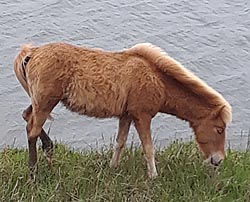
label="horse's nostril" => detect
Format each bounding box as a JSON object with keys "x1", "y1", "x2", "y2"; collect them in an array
[
  {"x1": 210, "y1": 157, "x2": 216, "y2": 165},
  {"x1": 218, "y1": 159, "x2": 223, "y2": 165},
  {"x1": 210, "y1": 157, "x2": 223, "y2": 166}
]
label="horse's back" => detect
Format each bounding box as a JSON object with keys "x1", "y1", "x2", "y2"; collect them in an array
[{"x1": 25, "y1": 43, "x2": 166, "y2": 118}]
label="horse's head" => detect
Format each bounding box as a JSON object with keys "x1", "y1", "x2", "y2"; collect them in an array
[{"x1": 192, "y1": 106, "x2": 231, "y2": 167}]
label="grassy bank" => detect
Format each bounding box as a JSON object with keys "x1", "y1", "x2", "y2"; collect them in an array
[{"x1": 0, "y1": 142, "x2": 249, "y2": 202}]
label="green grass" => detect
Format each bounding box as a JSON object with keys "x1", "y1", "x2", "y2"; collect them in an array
[{"x1": 0, "y1": 142, "x2": 249, "y2": 202}]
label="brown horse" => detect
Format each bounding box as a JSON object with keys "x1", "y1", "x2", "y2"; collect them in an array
[{"x1": 14, "y1": 42, "x2": 232, "y2": 179}]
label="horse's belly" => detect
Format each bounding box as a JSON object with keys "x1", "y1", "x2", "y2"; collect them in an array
[{"x1": 62, "y1": 82, "x2": 127, "y2": 118}]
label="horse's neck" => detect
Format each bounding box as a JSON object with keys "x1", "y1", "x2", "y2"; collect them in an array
[{"x1": 159, "y1": 76, "x2": 211, "y2": 123}]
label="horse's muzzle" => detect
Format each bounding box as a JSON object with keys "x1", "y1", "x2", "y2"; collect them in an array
[
  {"x1": 210, "y1": 156, "x2": 223, "y2": 166},
  {"x1": 206, "y1": 151, "x2": 224, "y2": 167}
]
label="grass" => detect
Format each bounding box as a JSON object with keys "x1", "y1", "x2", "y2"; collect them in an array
[{"x1": 0, "y1": 142, "x2": 249, "y2": 202}]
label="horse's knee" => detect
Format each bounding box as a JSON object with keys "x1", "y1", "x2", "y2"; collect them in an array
[
  {"x1": 26, "y1": 117, "x2": 42, "y2": 140},
  {"x1": 26, "y1": 111, "x2": 49, "y2": 140},
  {"x1": 22, "y1": 105, "x2": 32, "y2": 122},
  {"x1": 22, "y1": 111, "x2": 29, "y2": 122},
  {"x1": 27, "y1": 125, "x2": 42, "y2": 140}
]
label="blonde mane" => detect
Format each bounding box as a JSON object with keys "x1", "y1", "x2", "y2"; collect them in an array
[{"x1": 128, "y1": 43, "x2": 232, "y2": 123}]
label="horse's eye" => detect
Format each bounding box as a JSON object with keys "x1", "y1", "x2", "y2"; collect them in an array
[
  {"x1": 197, "y1": 140, "x2": 208, "y2": 145},
  {"x1": 216, "y1": 127, "x2": 224, "y2": 134}
]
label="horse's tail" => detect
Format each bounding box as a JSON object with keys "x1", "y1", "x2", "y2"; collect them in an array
[
  {"x1": 14, "y1": 43, "x2": 34, "y2": 96},
  {"x1": 127, "y1": 43, "x2": 232, "y2": 123},
  {"x1": 14, "y1": 44, "x2": 54, "y2": 120}
]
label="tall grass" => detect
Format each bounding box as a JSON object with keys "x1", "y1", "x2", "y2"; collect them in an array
[{"x1": 0, "y1": 142, "x2": 249, "y2": 202}]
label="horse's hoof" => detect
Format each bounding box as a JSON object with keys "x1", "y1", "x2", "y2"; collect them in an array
[
  {"x1": 148, "y1": 171, "x2": 158, "y2": 180},
  {"x1": 109, "y1": 158, "x2": 120, "y2": 168},
  {"x1": 43, "y1": 147, "x2": 53, "y2": 164},
  {"x1": 46, "y1": 157, "x2": 53, "y2": 168},
  {"x1": 26, "y1": 172, "x2": 36, "y2": 184}
]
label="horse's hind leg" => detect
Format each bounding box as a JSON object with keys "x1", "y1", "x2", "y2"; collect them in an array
[
  {"x1": 110, "y1": 115, "x2": 132, "y2": 168},
  {"x1": 40, "y1": 130, "x2": 53, "y2": 165},
  {"x1": 27, "y1": 135, "x2": 38, "y2": 180},
  {"x1": 26, "y1": 111, "x2": 48, "y2": 179},
  {"x1": 25, "y1": 101, "x2": 58, "y2": 179},
  {"x1": 23, "y1": 105, "x2": 53, "y2": 164},
  {"x1": 134, "y1": 114, "x2": 157, "y2": 179}
]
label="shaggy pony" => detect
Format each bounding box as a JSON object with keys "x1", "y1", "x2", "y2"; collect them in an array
[{"x1": 14, "y1": 42, "x2": 232, "y2": 179}]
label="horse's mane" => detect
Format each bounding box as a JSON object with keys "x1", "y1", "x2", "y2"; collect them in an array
[{"x1": 127, "y1": 43, "x2": 232, "y2": 123}]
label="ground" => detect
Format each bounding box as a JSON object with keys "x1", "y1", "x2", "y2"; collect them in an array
[{"x1": 0, "y1": 142, "x2": 249, "y2": 202}]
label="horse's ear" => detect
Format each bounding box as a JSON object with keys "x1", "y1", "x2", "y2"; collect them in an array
[{"x1": 212, "y1": 105, "x2": 226, "y2": 120}]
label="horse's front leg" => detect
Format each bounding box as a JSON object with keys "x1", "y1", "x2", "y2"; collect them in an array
[
  {"x1": 110, "y1": 114, "x2": 132, "y2": 168},
  {"x1": 134, "y1": 113, "x2": 158, "y2": 179}
]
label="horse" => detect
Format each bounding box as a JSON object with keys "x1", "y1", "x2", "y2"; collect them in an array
[{"x1": 14, "y1": 42, "x2": 232, "y2": 179}]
